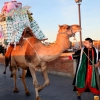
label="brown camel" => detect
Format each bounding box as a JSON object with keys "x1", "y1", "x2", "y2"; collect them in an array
[
  {"x1": 3, "y1": 45, "x2": 13, "y2": 76},
  {"x1": 3, "y1": 27, "x2": 47, "y2": 77},
  {"x1": 3, "y1": 27, "x2": 34, "y2": 77},
  {"x1": 10, "y1": 24, "x2": 81, "y2": 100}
]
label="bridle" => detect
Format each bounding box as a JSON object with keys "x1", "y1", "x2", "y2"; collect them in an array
[
  {"x1": 58, "y1": 26, "x2": 75, "y2": 38},
  {"x1": 23, "y1": 37, "x2": 42, "y2": 61}
]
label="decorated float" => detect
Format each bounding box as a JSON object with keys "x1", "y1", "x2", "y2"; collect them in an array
[{"x1": 0, "y1": 0, "x2": 46, "y2": 47}]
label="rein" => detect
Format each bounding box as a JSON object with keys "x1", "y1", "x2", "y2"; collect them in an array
[
  {"x1": 73, "y1": 36, "x2": 95, "y2": 66},
  {"x1": 58, "y1": 28, "x2": 74, "y2": 37},
  {"x1": 23, "y1": 37, "x2": 42, "y2": 61}
]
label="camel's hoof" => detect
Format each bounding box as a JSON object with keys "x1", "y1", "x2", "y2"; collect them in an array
[
  {"x1": 26, "y1": 91, "x2": 30, "y2": 96},
  {"x1": 13, "y1": 88, "x2": 19, "y2": 93},
  {"x1": 36, "y1": 96, "x2": 41, "y2": 100},
  {"x1": 46, "y1": 82, "x2": 50, "y2": 86},
  {"x1": 3, "y1": 72, "x2": 6, "y2": 74},
  {"x1": 19, "y1": 75, "x2": 22, "y2": 78},
  {"x1": 37, "y1": 86, "x2": 43, "y2": 92},
  {"x1": 10, "y1": 74, "x2": 13, "y2": 77}
]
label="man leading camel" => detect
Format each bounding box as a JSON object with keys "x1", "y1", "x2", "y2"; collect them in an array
[
  {"x1": 63, "y1": 38, "x2": 100, "y2": 100},
  {"x1": 72, "y1": 38, "x2": 100, "y2": 100}
]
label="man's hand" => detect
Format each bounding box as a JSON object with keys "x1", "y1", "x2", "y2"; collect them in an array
[
  {"x1": 94, "y1": 62, "x2": 100, "y2": 68},
  {"x1": 61, "y1": 57, "x2": 69, "y2": 60},
  {"x1": 61, "y1": 55, "x2": 73, "y2": 60}
]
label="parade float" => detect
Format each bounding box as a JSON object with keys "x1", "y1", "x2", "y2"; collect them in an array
[{"x1": 0, "y1": 0, "x2": 46, "y2": 47}]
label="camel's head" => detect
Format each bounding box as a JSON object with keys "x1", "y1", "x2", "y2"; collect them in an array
[{"x1": 58, "y1": 24, "x2": 81, "y2": 37}]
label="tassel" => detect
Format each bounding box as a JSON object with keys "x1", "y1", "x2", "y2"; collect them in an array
[{"x1": 14, "y1": 42, "x2": 16, "y2": 50}]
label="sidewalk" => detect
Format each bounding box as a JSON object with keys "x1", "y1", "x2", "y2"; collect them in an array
[{"x1": 0, "y1": 64, "x2": 94, "y2": 100}]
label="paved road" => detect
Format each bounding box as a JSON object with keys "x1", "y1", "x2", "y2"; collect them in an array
[{"x1": 0, "y1": 64, "x2": 94, "y2": 100}]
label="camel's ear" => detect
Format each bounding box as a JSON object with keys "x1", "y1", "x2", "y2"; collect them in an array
[
  {"x1": 58, "y1": 25, "x2": 61, "y2": 29},
  {"x1": 58, "y1": 25, "x2": 60, "y2": 28}
]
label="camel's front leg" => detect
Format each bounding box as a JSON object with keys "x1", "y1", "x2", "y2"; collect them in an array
[
  {"x1": 29, "y1": 64, "x2": 41, "y2": 100},
  {"x1": 12, "y1": 69, "x2": 19, "y2": 93},
  {"x1": 21, "y1": 69, "x2": 30, "y2": 95},
  {"x1": 37, "y1": 62, "x2": 50, "y2": 92},
  {"x1": 18, "y1": 67, "x2": 21, "y2": 78}
]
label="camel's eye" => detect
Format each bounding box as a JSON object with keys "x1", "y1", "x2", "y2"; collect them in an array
[
  {"x1": 63, "y1": 27, "x2": 66, "y2": 29},
  {"x1": 67, "y1": 26, "x2": 70, "y2": 30}
]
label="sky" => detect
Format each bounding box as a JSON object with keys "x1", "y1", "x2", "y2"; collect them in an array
[{"x1": 0, "y1": 0, "x2": 100, "y2": 42}]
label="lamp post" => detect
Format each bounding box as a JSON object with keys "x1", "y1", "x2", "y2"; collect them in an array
[{"x1": 75, "y1": 0, "x2": 82, "y2": 48}]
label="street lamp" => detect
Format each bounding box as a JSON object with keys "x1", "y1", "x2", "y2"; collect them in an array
[{"x1": 75, "y1": 0, "x2": 82, "y2": 48}]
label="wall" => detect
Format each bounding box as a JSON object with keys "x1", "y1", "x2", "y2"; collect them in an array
[
  {"x1": 0, "y1": 53, "x2": 76, "y2": 77},
  {"x1": 46, "y1": 57, "x2": 75, "y2": 77}
]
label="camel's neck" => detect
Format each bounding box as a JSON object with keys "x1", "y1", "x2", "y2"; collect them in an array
[
  {"x1": 54, "y1": 33, "x2": 70, "y2": 55},
  {"x1": 35, "y1": 33, "x2": 70, "y2": 62}
]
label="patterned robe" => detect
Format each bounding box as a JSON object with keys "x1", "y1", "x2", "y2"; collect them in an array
[{"x1": 72, "y1": 47, "x2": 100, "y2": 94}]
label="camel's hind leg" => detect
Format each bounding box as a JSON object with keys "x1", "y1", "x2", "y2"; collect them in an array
[
  {"x1": 18, "y1": 67, "x2": 22, "y2": 78},
  {"x1": 10, "y1": 67, "x2": 21, "y2": 78},
  {"x1": 21, "y1": 69, "x2": 30, "y2": 95},
  {"x1": 3, "y1": 66, "x2": 7, "y2": 74},
  {"x1": 29, "y1": 64, "x2": 41, "y2": 100},
  {"x1": 3, "y1": 57, "x2": 10, "y2": 74},
  {"x1": 37, "y1": 62, "x2": 50, "y2": 92},
  {"x1": 12, "y1": 68, "x2": 19, "y2": 93}
]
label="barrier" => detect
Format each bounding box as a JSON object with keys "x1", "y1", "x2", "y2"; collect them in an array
[{"x1": 0, "y1": 53, "x2": 77, "y2": 77}]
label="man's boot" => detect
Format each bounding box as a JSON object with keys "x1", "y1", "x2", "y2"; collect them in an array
[
  {"x1": 94, "y1": 96, "x2": 99, "y2": 100},
  {"x1": 77, "y1": 91, "x2": 81, "y2": 100},
  {"x1": 77, "y1": 96, "x2": 81, "y2": 100}
]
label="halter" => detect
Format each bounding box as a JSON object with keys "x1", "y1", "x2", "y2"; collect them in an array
[{"x1": 58, "y1": 27, "x2": 75, "y2": 37}]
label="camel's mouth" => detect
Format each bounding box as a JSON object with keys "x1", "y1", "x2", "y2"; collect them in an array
[
  {"x1": 73, "y1": 27, "x2": 82, "y2": 34},
  {"x1": 70, "y1": 24, "x2": 82, "y2": 33},
  {"x1": 69, "y1": 33, "x2": 75, "y2": 38},
  {"x1": 69, "y1": 27, "x2": 81, "y2": 37},
  {"x1": 77, "y1": 27, "x2": 82, "y2": 32}
]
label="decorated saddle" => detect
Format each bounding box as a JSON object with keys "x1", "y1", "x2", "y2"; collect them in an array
[{"x1": 0, "y1": 0, "x2": 46, "y2": 47}]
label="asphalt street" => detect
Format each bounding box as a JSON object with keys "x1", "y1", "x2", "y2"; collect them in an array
[{"x1": 0, "y1": 64, "x2": 94, "y2": 100}]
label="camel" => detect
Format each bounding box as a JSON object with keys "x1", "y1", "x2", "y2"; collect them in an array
[
  {"x1": 9, "y1": 24, "x2": 81, "y2": 100},
  {"x1": 3, "y1": 46, "x2": 21, "y2": 78},
  {"x1": 3, "y1": 45, "x2": 13, "y2": 76},
  {"x1": 3, "y1": 27, "x2": 34, "y2": 77},
  {"x1": 3, "y1": 27, "x2": 47, "y2": 77}
]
